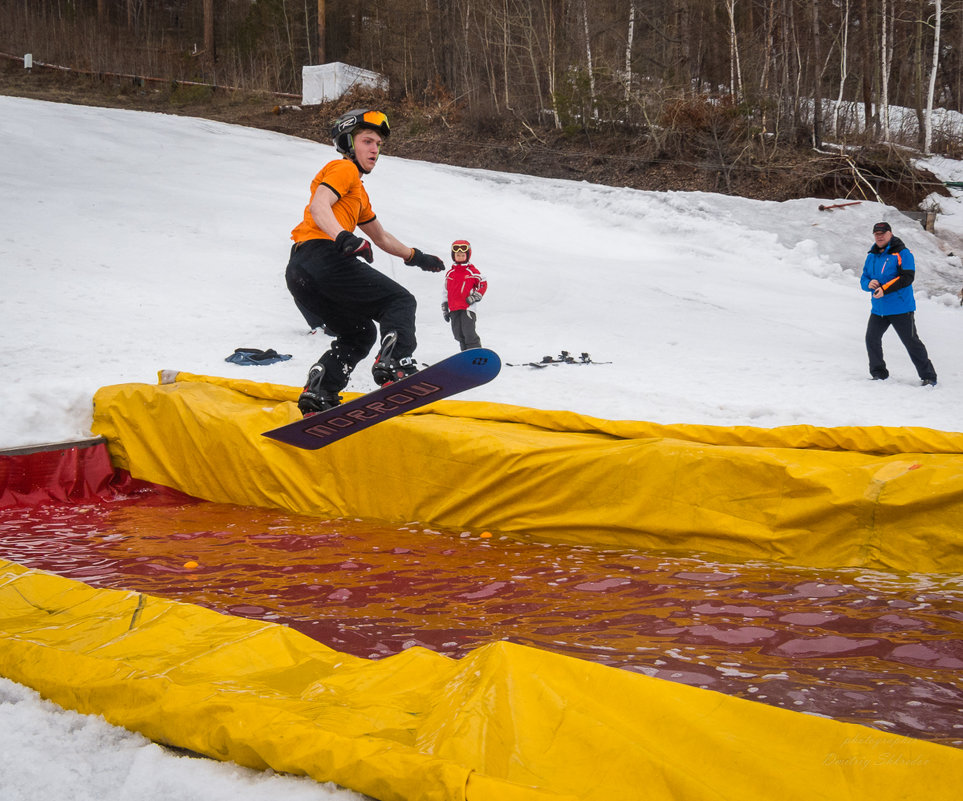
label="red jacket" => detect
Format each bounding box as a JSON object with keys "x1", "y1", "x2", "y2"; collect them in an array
[{"x1": 444, "y1": 262, "x2": 487, "y2": 311}]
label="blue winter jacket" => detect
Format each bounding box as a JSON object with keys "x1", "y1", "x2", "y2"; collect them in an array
[{"x1": 860, "y1": 236, "x2": 916, "y2": 316}]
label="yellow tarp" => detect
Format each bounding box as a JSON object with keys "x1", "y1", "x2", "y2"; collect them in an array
[
  {"x1": 2, "y1": 559, "x2": 961, "y2": 801},
  {"x1": 90, "y1": 371, "x2": 963, "y2": 573}
]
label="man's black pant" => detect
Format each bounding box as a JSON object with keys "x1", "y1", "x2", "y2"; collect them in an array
[
  {"x1": 865, "y1": 311, "x2": 936, "y2": 381},
  {"x1": 286, "y1": 239, "x2": 417, "y2": 391}
]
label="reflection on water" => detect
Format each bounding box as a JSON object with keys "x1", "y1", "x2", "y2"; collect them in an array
[{"x1": 2, "y1": 496, "x2": 962, "y2": 748}]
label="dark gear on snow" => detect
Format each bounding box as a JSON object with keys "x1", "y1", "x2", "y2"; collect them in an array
[{"x1": 224, "y1": 348, "x2": 292, "y2": 366}]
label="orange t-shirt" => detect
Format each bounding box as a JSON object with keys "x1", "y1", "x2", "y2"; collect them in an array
[{"x1": 290, "y1": 158, "x2": 376, "y2": 243}]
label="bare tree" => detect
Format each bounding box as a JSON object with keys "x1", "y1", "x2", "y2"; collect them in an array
[
  {"x1": 830, "y1": 0, "x2": 851, "y2": 138},
  {"x1": 623, "y1": 0, "x2": 635, "y2": 107},
  {"x1": 540, "y1": 0, "x2": 562, "y2": 128},
  {"x1": 203, "y1": 0, "x2": 216, "y2": 64},
  {"x1": 725, "y1": 0, "x2": 744, "y2": 102},
  {"x1": 580, "y1": 0, "x2": 598, "y2": 119},
  {"x1": 496, "y1": 0, "x2": 510, "y2": 111},
  {"x1": 880, "y1": 0, "x2": 894, "y2": 143},
  {"x1": 924, "y1": 0, "x2": 943, "y2": 153},
  {"x1": 317, "y1": 0, "x2": 325, "y2": 63},
  {"x1": 811, "y1": 0, "x2": 823, "y2": 147}
]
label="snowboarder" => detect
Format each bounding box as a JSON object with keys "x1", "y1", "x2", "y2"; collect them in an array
[
  {"x1": 442, "y1": 239, "x2": 487, "y2": 351},
  {"x1": 285, "y1": 108, "x2": 446, "y2": 416}
]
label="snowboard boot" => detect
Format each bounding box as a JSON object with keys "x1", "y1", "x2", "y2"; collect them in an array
[
  {"x1": 371, "y1": 331, "x2": 418, "y2": 386},
  {"x1": 298, "y1": 363, "x2": 342, "y2": 416},
  {"x1": 372, "y1": 355, "x2": 419, "y2": 386}
]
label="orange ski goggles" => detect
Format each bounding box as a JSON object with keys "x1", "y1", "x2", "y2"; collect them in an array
[{"x1": 360, "y1": 110, "x2": 390, "y2": 135}]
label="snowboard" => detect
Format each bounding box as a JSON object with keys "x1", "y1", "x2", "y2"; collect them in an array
[{"x1": 262, "y1": 348, "x2": 501, "y2": 450}]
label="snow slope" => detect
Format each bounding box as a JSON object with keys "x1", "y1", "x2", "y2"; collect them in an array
[{"x1": 2, "y1": 95, "x2": 963, "y2": 450}]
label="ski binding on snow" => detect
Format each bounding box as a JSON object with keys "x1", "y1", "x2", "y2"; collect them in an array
[{"x1": 507, "y1": 350, "x2": 610, "y2": 368}]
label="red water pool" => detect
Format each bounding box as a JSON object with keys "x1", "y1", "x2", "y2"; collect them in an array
[{"x1": 1, "y1": 492, "x2": 961, "y2": 748}]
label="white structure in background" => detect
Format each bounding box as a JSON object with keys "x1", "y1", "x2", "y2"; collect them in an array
[{"x1": 301, "y1": 63, "x2": 388, "y2": 105}]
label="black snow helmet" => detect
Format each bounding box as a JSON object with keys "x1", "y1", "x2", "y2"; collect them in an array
[{"x1": 331, "y1": 109, "x2": 391, "y2": 157}]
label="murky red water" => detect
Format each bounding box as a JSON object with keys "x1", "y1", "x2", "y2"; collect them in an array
[{"x1": 1, "y1": 494, "x2": 962, "y2": 748}]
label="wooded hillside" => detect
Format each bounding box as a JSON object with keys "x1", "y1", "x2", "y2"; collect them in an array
[
  {"x1": 2, "y1": 1, "x2": 959, "y2": 206},
  {"x1": 5, "y1": 2, "x2": 963, "y2": 148}
]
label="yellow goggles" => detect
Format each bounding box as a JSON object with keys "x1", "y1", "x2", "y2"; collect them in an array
[{"x1": 451, "y1": 243, "x2": 470, "y2": 253}]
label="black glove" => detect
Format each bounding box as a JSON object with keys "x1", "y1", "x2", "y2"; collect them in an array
[
  {"x1": 467, "y1": 289, "x2": 483, "y2": 304},
  {"x1": 442, "y1": 301, "x2": 450, "y2": 322},
  {"x1": 335, "y1": 230, "x2": 373, "y2": 263},
  {"x1": 405, "y1": 247, "x2": 444, "y2": 273}
]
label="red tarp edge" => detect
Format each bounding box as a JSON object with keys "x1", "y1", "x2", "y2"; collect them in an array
[{"x1": 0, "y1": 442, "x2": 184, "y2": 507}]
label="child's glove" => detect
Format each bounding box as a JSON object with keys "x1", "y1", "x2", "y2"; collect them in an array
[
  {"x1": 441, "y1": 302, "x2": 451, "y2": 322},
  {"x1": 467, "y1": 289, "x2": 483, "y2": 304},
  {"x1": 405, "y1": 248, "x2": 445, "y2": 272}
]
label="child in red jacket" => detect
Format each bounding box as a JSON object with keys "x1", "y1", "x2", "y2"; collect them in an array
[{"x1": 442, "y1": 239, "x2": 488, "y2": 350}]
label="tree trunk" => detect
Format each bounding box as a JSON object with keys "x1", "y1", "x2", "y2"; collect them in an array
[
  {"x1": 912, "y1": 0, "x2": 926, "y2": 148},
  {"x1": 959, "y1": 3, "x2": 963, "y2": 111},
  {"x1": 542, "y1": 0, "x2": 560, "y2": 128},
  {"x1": 859, "y1": 0, "x2": 873, "y2": 133},
  {"x1": 832, "y1": 0, "x2": 850, "y2": 138},
  {"x1": 624, "y1": 1, "x2": 635, "y2": 107},
  {"x1": 279, "y1": 0, "x2": 297, "y2": 90},
  {"x1": 811, "y1": 0, "x2": 823, "y2": 148},
  {"x1": 725, "y1": 0, "x2": 744, "y2": 102},
  {"x1": 880, "y1": 0, "x2": 893, "y2": 144},
  {"x1": 317, "y1": 0, "x2": 326, "y2": 63},
  {"x1": 502, "y1": 0, "x2": 510, "y2": 111},
  {"x1": 924, "y1": 0, "x2": 942, "y2": 154},
  {"x1": 675, "y1": 0, "x2": 691, "y2": 91},
  {"x1": 581, "y1": 0, "x2": 598, "y2": 120},
  {"x1": 203, "y1": 0, "x2": 216, "y2": 64},
  {"x1": 758, "y1": 0, "x2": 775, "y2": 100}
]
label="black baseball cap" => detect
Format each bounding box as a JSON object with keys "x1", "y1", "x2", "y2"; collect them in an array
[{"x1": 873, "y1": 221, "x2": 892, "y2": 233}]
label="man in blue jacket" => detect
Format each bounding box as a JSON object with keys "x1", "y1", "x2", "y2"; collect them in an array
[{"x1": 860, "y1": 221, "x2": 937, "y2": 386}]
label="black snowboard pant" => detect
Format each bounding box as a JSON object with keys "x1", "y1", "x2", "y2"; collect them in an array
[
  {"x1": 865, "y1": 311, "x2": 937, "y2": 382},
  {"x1": 286, "y1": 239, "x2": 417, "y2": 392},
  {"x1": 449, "y1": 309, "x2": 481, "y2": 351}
]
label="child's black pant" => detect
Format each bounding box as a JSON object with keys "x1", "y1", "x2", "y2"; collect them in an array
[{"x1": 450, "y1": 309, "x2": 481, "y2": 351}]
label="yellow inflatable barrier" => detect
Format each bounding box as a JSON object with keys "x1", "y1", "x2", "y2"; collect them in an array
[
  {"x1": 90, "y1": 372, "x2": 963, "y2": 573},
  {"x1": 2, "y1": 559, "x2": 960, "y2": 801}
]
